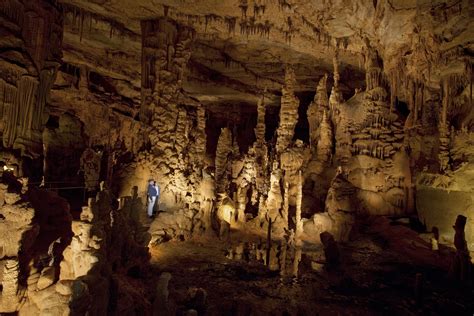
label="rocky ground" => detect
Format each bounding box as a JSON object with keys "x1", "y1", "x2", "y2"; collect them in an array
[{"x1": 149, "y1": 219, "x2": 474, "y2": 316}]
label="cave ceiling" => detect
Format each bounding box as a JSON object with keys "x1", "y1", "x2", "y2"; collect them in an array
[{"x1": 55, "y1": 0, "x2": 473, "y2": 118}]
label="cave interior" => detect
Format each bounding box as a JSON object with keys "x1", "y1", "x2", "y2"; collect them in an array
[{"x1": 0, "y1": 0, "x2": 473, "y2": 315}]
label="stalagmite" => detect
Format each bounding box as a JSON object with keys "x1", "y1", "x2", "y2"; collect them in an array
[
  {"x1": 254, "y1": 93, "x2": 266, "y2": 144},
  {"x1": 307, "y1": 74, "x2": 329, "y2": 147},
  {"x1": 316, "y1": 110, "x2": 333, "y2": 163},
  {"x1": 265, "y1": 161, "x2": 283, "y2": 222},
  {"x1": 194, "y1": 106, "x2": 207, "y2": 164},
  {"x1": 329, "y1": 50, "x2": 343, "y2": 112},
  {"x1": 292, "y1": 247, "x2": 302, "y2": 278},
  {"x1": 215, "y1": 127, "x2": 233, "y2": 194},
  {"x1": 1, "y1": 0, "x2": 474, "y2": 313},
  {"x1": 282, "y1": 180, "x2": 289, "y2": 230},
  {"x1": 276, "y1": 66, "x2": 299, "y2": 153},
  {"x1": 0, "y1": 260, "x2": 21, "y2": 312},
  {"x1": 295, "y1": 170, "x2": 303, "y2": 241}
]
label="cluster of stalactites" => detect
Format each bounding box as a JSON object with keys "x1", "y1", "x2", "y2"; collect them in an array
[
  {"x1": 140, "y1": 17, "x2": 194, "y2": 122},
  {"x1": 364, "y1": 46, "x2": 383, "y2": 91}
]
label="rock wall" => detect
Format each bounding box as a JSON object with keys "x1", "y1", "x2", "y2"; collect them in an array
[
  {"x1": 0, "y1": 0, "x2": 62, "y2": 158},
  {"x1": 0, "y1": 172, "x2": 154, "y2": 314}
]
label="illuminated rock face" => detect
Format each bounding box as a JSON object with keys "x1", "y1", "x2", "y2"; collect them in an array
[
  {"x1": 0, "y1": 0, "x2": 474, "y2": 313},
  {"x1": 0, "y1": 0, "x2": 62, "y2": 158},
  {"x1": 0, "y1": 174, "x2": 152, "y2": 314}
]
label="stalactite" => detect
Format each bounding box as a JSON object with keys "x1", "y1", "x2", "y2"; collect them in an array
[
  {"x1": 79, "y1": 8, "x2": 84, "y2": 42},
  {"x1": 204, "y1": 14, "x2": 221, "y2": 32},
  {"x1": 18, "y1": 76, "x2": 38, "y2": 139},
  {"x1": 0, "y1": 0, "x2": 24, "y2": 25},
  {"x1": 389, "y1": 71, "x2": 398, "y2": 112},
  {"x1": 253, "y1": 4, "x2": 266, "y2": 17},
  {"x1": 364, "y1": 44, "x2": 382, "y2": 91},
  {"x1": 277, "y1": 0, "x2": 292, "y2": 11},
  {"x1": 239, "y1": 0, "x2": 248, "y2": 18},
  {"x1": 224, "y1": 16, "x2": 237, "y2": 34},
  {"x1": 34, "y1": 68, "x2": 56, "y2": 130},
  {"x1": 3, "y1": 76, "x2": 37, "y2": 147},
  {"x1": 0, "y1": 80, "x2": 17, "y2": 146}
]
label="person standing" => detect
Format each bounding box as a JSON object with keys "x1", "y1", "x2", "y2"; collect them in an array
[{"x1": 147, "y1": 180, "x2": 158, "y2": 218}]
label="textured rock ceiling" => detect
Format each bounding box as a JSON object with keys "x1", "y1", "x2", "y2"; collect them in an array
[{"x1": 57, "y1": 0, "x2": 473, "y2": 112}]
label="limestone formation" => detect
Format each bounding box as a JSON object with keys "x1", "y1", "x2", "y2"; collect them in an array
[
  {"x1": 0, "y1": 0, "x2": 62, "y2": 158},
  {"x1": 215, "y1": 127, "x2": 233, "y2": 194},
  {"x1": 1, "y1": 0, "x2": 473, "y2": 313},
  {"x1": 316, "y1": 110, "x2": 333, "y2": 163},
  {"x1": 307, "y1": 74, "x2": 329, "y2": 147},
  {"x1": 276, "y1": 67, "x2": 299, "y2": 153}
]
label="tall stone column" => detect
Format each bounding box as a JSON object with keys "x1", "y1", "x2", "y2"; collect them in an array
[
  {"x1": 215, "y1": 127, "x2": 233, "y2": 194},
  {"x1": 140, "y1": 18, "x2": 194, "y2": 142},
  {"x1": 140, "y1": 18, "x2": 196, "y2": 203},
  {"x1": 276, "y1": 66, "x2": 299, "y2": 153}
]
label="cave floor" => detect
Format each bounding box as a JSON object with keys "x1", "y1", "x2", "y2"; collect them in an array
[{"x1": 149, "y1": 225, "x2": 474, "y2": 316}]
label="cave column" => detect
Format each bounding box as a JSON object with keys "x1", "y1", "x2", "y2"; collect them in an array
[
  {"x1": 275, "y1": 66, "x2": 299, "y2": 153},
  {"x1": 140, "y1": 18, "x2": 196, "y2": 204}
]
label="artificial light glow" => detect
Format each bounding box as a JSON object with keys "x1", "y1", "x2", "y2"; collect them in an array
[{"x1": 3, "y1": 165, "x2": 14, "y2": 172}]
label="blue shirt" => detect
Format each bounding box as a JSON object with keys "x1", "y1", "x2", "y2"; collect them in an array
[{"x1": 148, "y1": 184, "x2": 158, "y2": 197}]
